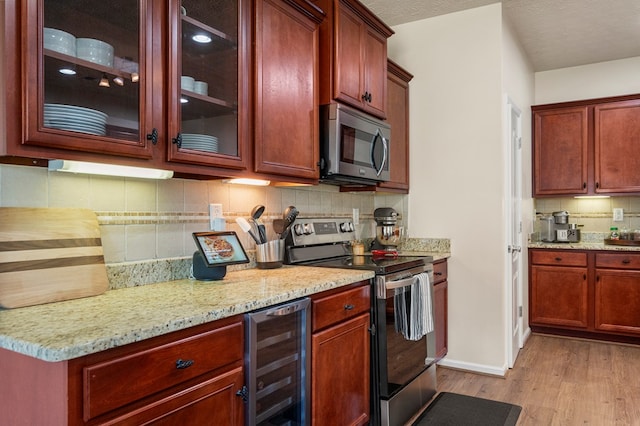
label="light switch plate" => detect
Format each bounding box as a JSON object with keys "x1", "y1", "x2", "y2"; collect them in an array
[{"x1": 613, "y1": 208, "x2": 624, "y2": 222}]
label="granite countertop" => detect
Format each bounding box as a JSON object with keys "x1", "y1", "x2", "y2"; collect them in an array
[
  {"x1": 528, "y1": 241, "x2": 640, "y2": 251},
  {"x1": 0, "y1": 266, "x2": 374, "y2": 363}
]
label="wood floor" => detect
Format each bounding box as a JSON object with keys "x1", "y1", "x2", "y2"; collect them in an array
[{"x1": 434, "y1": 333, "x2": 640, "y2": 425}]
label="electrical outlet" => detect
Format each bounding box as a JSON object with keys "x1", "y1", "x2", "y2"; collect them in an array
[
  {"x1": 613, "y1": 208, "x2": 624, "y2": 222},
  {"x1": 209, "y1": 203, "x2": 224, "y2": 230},
  {"x1": 352, "y1": 208, "x2": 359, "y2": 225}
]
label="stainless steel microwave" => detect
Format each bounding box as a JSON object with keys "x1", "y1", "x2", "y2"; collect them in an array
[{"x1": 319, "y1": 103, "x2": 391, "y2": 185}]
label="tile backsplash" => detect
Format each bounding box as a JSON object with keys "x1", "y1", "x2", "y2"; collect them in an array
[
  {"x1": 0, "y1": 164, "x2": 408, "y2": 263},
  {"x1": 534, "y1": 196, "x2": 640, "y2": 236}
]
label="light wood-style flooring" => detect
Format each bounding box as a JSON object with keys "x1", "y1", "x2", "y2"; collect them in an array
[{"x1": 434, "y1": 333, "x2": 640, "y2": 425}]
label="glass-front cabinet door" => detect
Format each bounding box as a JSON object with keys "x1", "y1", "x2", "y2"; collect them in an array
[
  {"x1": 167, "y1": 0, "x2": 248, "y2": 170},
  {"x1": 25, "y1": 0, "x2": 154, "y2": 158}
]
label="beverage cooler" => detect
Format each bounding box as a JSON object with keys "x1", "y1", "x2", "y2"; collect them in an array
[{"x1": 244, "y1": 298, "x2": 311, "y2": 425}]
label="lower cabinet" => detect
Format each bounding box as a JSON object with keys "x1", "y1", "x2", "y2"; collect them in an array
[
  {"x1": 529, "y1": 249, "x2": 640, "y2": 342},
  {"x1": 1, "y1": 316, "x2": 245, "y2": 425},
  {"x1": 433, "y1": 259, "x2": 448, "y2": 359},
  {"x1": 311, "y1": 281, "x2": 371, "y2": 426}
]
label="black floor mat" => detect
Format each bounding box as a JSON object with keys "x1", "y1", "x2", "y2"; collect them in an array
[{"x1": 413, "y1": 392, "x2": 522, "y2": 426}]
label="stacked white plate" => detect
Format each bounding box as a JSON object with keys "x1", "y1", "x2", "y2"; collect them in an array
[
  {"x1": 181, "y1": 134, "x2": 218, "y2": 152},
  {"x1": 44, "y1": 104, "x2": 108, "y2": 136},
  {"x1": 44, "y1": 28, "x2": 76, "y2": 56},
  {"x1": 76, "y1": 38, "x2": 114, "y2": 67}
]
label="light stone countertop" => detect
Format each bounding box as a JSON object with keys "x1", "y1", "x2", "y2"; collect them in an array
[
  {"x1": 0, "y1": 266, "x2": 374, "y2": 362},
  {"x1": 528, "y1": 241, "x2": 640, "y2": 251}
]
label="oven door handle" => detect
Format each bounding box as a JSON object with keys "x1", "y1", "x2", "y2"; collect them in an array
[{"x1": 385, "y1": 276, "x2": 416, "y2": 291}]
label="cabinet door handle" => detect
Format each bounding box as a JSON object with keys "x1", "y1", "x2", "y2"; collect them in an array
[
  {"x1": 175, "y1": 358, "x2": 194, "y2": 369},
  {"x1": 583, "y1": 274, "x2": 586, "y2": 280},
  {"x1": 344, "y1": 304, "x2": 355, "y2": 310},
  {"x1": 583, "y1": 182, "x2": 587, "y2": 189},
  {"x1": 172, "y1": 132, "x2": 182, "y2": 148},
  {"x1": 146, "y1": 128, "x2": 158, "y2": 145},
  {"x1": 595, "y1": 182, "x2": 599, "y2": 189},
  {"x1": 361, "y1": 91, "x2": 369, "y2": 102}
]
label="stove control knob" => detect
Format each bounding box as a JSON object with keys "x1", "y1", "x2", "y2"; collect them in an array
[
  {"x1": 294, "y1": 223, "x2": 305, "y2": 236},
  {"x1": 302, "y1": 223, "x2": 314, "y2": 235},
  {"x1": 340, "y1": 222, "x2": 354, "y2": 232}
]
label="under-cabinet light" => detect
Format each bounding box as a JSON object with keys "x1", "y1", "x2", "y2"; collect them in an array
[
  {"x1": 573, "y1": 196, "x2": 610, "y2": 199},
  {"x1": 131, "y1": 72, "x2": 139, "y2": 83},
  {"x1": 113, "y1": 76, "x2": 124, "y2": 86},
  {"x1": 192, "y1": 34, "x2": 212, "y2": 43},
  {"x1": 223, "y1": 178, "x2": 271, "y2": 186},
  {"x1": 48, "y1": 160, "x2": 174, "y2": 180},
  {"x1": 180, "y1": 97, "x2": 189, "y2": 103},
  {"x1": 99, "y1": 73, "x2": 110, "y2": 87},
  {"x1": 59, "y1": 67, "x2": 76, "y2": 75}
]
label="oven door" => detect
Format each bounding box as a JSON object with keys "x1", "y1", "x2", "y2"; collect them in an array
[{"x1": 374, "y1": 265, "x2": 435, "y2": 399}]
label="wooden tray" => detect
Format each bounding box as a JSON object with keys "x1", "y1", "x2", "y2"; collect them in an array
[
  {"x1": 0, "y1": 208, "x2": 109, "y2": 308},
  {"x1": 604, "y1": 239, "x2": 640, "y2": 246}
]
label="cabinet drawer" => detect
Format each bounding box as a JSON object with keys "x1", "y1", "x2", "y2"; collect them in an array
[
  {"x1": 83, "y1": 320, "x2": 243, "y2": 421},
  {"x1": 433, "y1": 260, "x2": 448, "y2": 284},
  {"x1": 312, "y1": 284, "x2": 370, "y2": 332},
  {"x1": 530, "y1": 250, "x2": 587, "y2": 267},
  {"x1": 596, "y1": 252, "x2": 640, "y2": 269}
]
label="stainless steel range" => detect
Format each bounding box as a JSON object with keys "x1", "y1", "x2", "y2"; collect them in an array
[{"x1": 285, "y1": 217, "x2": 437, "y2": 426}]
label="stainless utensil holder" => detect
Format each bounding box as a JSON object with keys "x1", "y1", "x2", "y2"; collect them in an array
[{"x1": 256, "y1": 240, "x2": 284, "y2": 269}]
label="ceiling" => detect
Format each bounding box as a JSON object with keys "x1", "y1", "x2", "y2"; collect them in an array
[{"x1": 359, "y1": 0, "x2": 640, "y2": 72}]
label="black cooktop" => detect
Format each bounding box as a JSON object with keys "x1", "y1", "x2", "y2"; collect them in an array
[{"x1": 303, "y1": 255, "x2": 432, "y2": 275}]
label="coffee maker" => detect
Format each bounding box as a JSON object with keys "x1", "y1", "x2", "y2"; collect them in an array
[
  {"x1": 539, "y1": 210, "x2": 581, "y2": 242},
  {"x1": 370, "y1": 207, "x2": 401, "y2": 253}
]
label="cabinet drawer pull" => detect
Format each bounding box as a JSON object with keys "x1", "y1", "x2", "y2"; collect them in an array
[
  {"x1": 344, "y1": 304, "x2": 355, "y2": 310},
  {"x1": 175, "y1": 358, "x2": 194, "y2": 369},
  {"x1": 172, "y1": 132, "x2": 183, "y2": 148},
  {"x1": 146, "y1": 128, "x2": 158, "y2": 145},
  {"x1": 622, "y1": 259, "x2": 631, "y2": 264},
  {"x1": 555, "y1": 257, "x2": 562, "y2": 261},
  {"x1": 434, "y1": 272, "x2": 443, "y2": 276}
]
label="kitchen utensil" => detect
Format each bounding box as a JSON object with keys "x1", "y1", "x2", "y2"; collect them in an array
[
  {"x1": 280, "y1": 206, "x2": 299, "y2": 240},
  {"x1": 250, "y1": 205, "x2": 267, "y2": 243},
  {"x1": 273, "y1": 219, "x2": 285, "y2": 236},
  {"x1": 0, "y1": 207, "x2": 109, "y2": 308},
  {"x1": 235, "y1": 217, "x2": 261, "y2": 245}
]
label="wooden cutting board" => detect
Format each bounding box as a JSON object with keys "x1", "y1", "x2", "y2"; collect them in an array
[{"x1": 0, "y1": 207, "x2": 109, "y2": 308}]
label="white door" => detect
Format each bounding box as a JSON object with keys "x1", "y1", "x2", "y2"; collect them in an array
[{"x1": 506, "y1": 97, "x2": 523, "y2": 368}]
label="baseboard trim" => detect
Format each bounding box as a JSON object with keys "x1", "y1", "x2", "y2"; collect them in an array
[{"x1": 436, "y1": 358, "x2": 507, "y2": 377}]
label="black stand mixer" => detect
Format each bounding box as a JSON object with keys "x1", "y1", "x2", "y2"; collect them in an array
[{"x1": 370, "y1": 207, "x2": 401, "y2": 255}]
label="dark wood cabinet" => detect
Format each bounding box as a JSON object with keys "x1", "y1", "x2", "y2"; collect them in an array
[
  {"x1": 0, "y1": 316, "x2": 245, "y2": 425},
  {"x1": 3, "y1": 0, "x2": 324, "y2": 184},
  {"x1": 314, "y1": 0, "x2": 393, "y2": 119},
  {"x1": 311, "y1": 282, "x2": 370, "y2": 426},
  {"x1": 378, "y1": 60, "x2": 412, "y2": 193},
  {"x1": 533, "y1": 94, "x2": 640, "y2": 196},
  {"x1": 254, "y1": 0, "x2": 324, "y2": 181},
  {"x1": 594, "y1": 252, "x2": 640, "y2": 335},
  {"x1": 529, "y1": 249, "x2": 640, "y2": 343},
  {"x1": 433, "y1": 259, "x2": 448, "y2": 359}
]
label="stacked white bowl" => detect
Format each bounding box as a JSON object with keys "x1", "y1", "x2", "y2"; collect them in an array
[
  {"x1": 76, "y1": 38, "x2": 114, "y2": 67},
  {"x1": 44, "y1": 28, "x2": 76, "y2": 56},
  {"x1": 181, "y1": 134, "x2": 218, "y2": 153}
]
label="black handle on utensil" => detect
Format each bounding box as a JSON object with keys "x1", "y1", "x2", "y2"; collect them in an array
[{"x1": 258, "y1": 224, "x2": 267, "y2": 243}]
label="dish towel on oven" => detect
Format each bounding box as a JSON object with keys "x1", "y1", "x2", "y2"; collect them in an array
[{"x1": 394, "y1": 272, "x2": 434, "y2": 340}]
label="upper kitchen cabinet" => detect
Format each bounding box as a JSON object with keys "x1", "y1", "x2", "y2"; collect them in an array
[
  {"x1": 253, "y1": 0, "x2": 324, "y2": 181},
  {"x1": 3, "y1": 0, "x2": 250, "y2": 174},
  {"x1": 378, "y1": 60, "x2": 412, "y2": 193},
  {"x1": 167, "y1": 0, "x2": 250, "y2": 171},
  {"x1": 533, "y1": 94, "x2": 640, "y2": 197},
  {"x1": 313, "y1": 0, "x2": 393, "y2": 119}
]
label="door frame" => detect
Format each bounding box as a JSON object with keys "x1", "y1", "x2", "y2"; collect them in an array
[{"x1": 505, "y1": 95, "x2": 524, "y2": 368}]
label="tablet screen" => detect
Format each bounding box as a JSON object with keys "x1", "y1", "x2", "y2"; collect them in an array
[{"x1": 192, "y1": 231, "x2": 249, "y2": 267}]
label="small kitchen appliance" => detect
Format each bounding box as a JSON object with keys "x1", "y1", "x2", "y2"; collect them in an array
[
  {"x1": 539, "y1": 211, "x2": 580, "y2": 242},
  {"x1": 371, "y1": 207, "x2": 401, "y2": 254},
  {"x1": 284, "y1": 216, "x2": 437, "y2": 426}
]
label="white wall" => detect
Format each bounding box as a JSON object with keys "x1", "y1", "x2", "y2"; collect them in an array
[
  {"x1": 388, "y1": 4, "x2": 509, "y2": 374},
  {"x1": 535, "y1": 56, "x2": 640, "y2": 104}
]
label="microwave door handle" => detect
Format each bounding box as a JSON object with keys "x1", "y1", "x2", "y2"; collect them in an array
[{"x1": 371, "y1": 129, "x2": 387, "y2": 176}]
